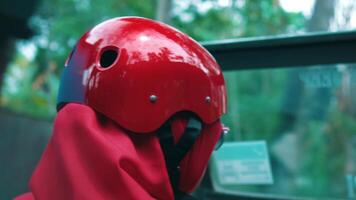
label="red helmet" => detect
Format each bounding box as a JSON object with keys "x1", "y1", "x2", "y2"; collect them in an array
[{"x1": 58, "y1": 17, "x2": 227, "y2": 133}]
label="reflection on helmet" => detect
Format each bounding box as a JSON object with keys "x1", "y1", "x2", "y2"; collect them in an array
[{"x1": 57, "y1": 16, "x2": 227, "y2": 133}]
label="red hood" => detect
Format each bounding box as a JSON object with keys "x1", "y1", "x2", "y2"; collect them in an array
[{"x1": 16, "y1": 103, "x2": 222, "y2": 200}]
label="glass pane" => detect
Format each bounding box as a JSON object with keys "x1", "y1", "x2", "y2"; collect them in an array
[{"x1": 212, "y1": 63, "x2": 356, "y2": 199}]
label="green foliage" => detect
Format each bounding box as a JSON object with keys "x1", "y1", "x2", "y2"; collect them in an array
[
  {"x1": 171, "y1": 0, "x2": 306, "y2": 41},
  {"x1": 1, "y1": 52, "x2": 58, "y2": 118},
  {"x1": 240, "y1": 0, "x2": 305, "y2": 37},
  {"x1": 171, "y1": 5, "x2": 237, "y2": 41},
  {"x1": 222, "y1": 69, "x2": 287, "y2": 141},
  {"x1": 31, "y1": 0, "x2": 156, "y2": 74}
]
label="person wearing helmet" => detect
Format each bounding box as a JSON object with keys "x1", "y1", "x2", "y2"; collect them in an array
[{"x1": 16, "y1": 17, "x2": 227, "y2": 200}]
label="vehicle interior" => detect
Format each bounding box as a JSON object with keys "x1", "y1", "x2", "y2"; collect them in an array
[{"x1": 1, "y1": 0, "x2": 355, "y2": 199}]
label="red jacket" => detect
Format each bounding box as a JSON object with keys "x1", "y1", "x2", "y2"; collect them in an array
[{"x1": 16, "y1": 104, "x2": 222, "y2": 200}]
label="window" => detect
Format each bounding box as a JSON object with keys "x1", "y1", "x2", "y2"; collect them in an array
[
  {"x1": 210, "y1": 64, "x2": 356, "y2": 199},
  {"x1": 196, "y1": 27, "x2": 356, "y2": 199}
]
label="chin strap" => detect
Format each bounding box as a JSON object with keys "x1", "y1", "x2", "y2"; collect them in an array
[{"x1": 157, "y1": 117, "x2": 202, "y2": 200}]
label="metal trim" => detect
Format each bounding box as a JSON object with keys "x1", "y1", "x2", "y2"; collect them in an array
[{"x1": 202, "y1": 30, "x2": 356, "y2": 70}]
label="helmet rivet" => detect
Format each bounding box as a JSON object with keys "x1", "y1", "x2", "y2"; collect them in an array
[
  {"x1": 205, "y1": 96, "x2": 211, "y2": 103},
  {"x1": 149, "y1": 95, "x2": 157, "y2": 103}
]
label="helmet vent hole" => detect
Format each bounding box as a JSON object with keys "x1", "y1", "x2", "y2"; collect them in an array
[{"x1": 100, "y1": 49, "x2": 118, "y2": 68}]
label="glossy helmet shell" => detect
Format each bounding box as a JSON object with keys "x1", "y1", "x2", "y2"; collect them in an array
[{"x1": 57, "y1": 17, "x2": 227, "y2": 133}]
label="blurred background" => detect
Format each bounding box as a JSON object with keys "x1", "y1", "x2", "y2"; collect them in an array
[{"x1": 1, "y1": 0, "x2": 356, "y2": 199}]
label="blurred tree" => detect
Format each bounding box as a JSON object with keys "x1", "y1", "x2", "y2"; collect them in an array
[
  {"x1": 274, "y1": 0, "x2": 339, "y2": 196},
  {"x1": 278, "y1": 0, "x2": 336, "y2": 134},
  {"x1": 156, "y1": 0, "x2": 172, "y2": 24},
  {"x1": 32, "y1": 0, "x2": 156, "y2": 76},
  {"x1": 0, "y1": 0, "x2": 40, "y2": 95},
  {"x1": 172, "y1": 0, "x2": 304, "y2": 41}
]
